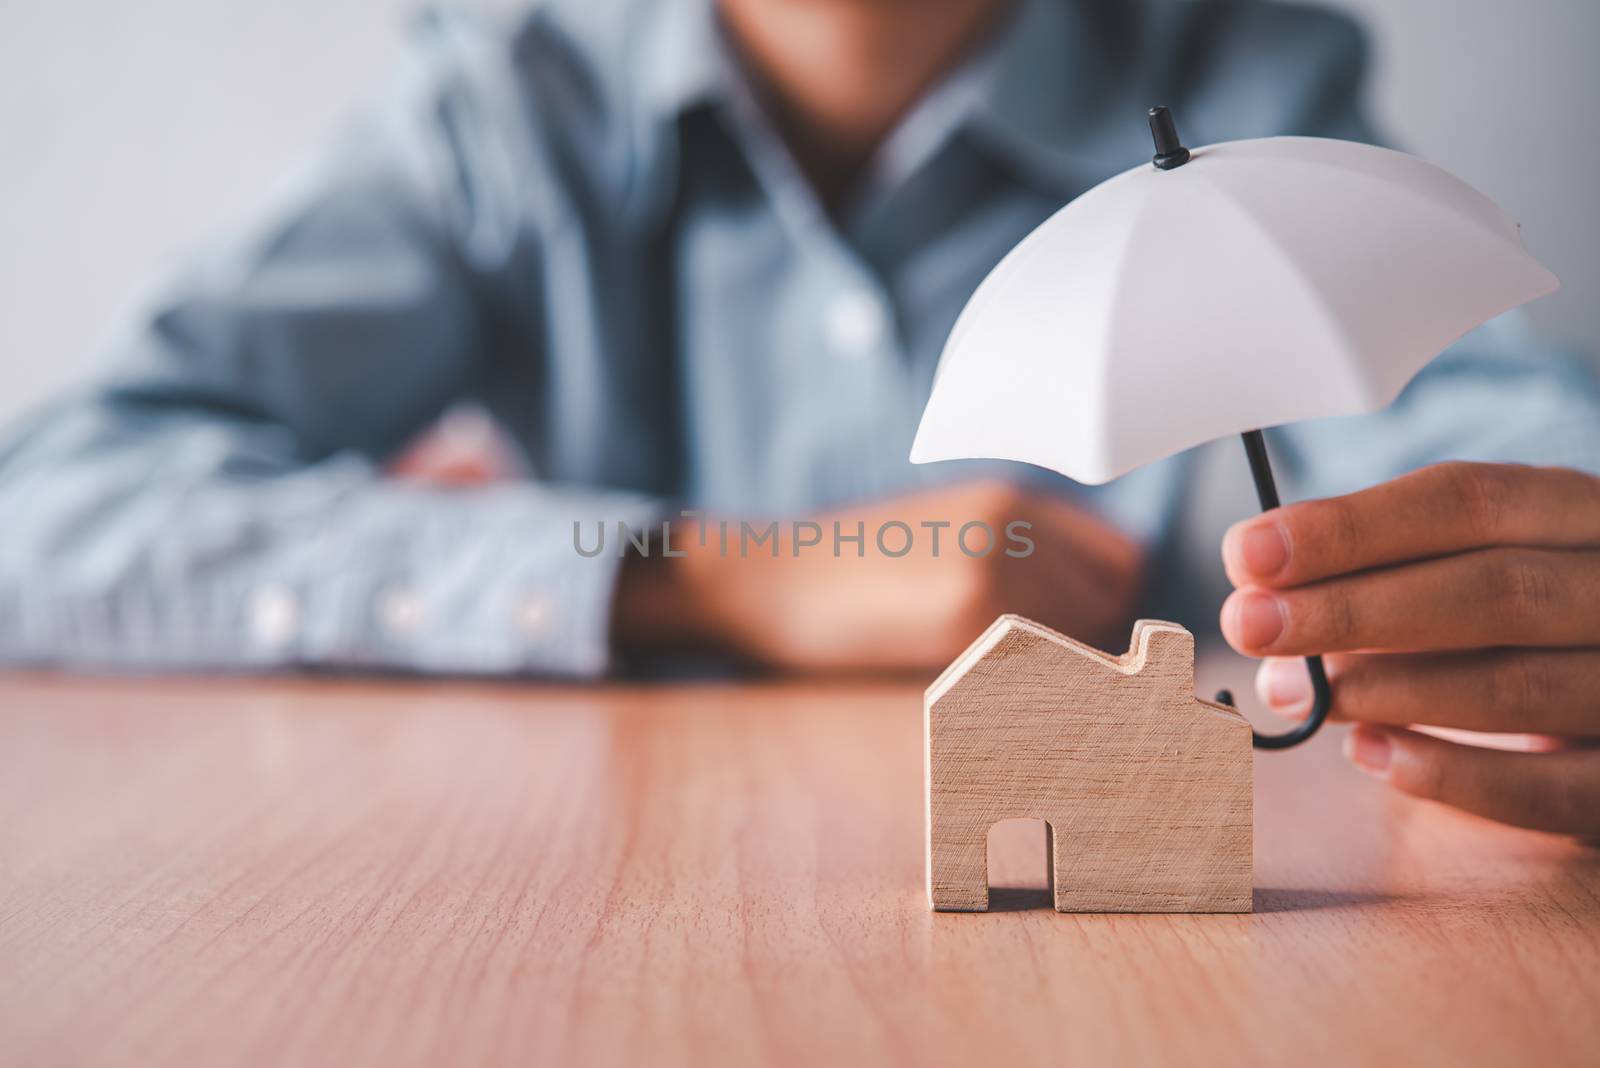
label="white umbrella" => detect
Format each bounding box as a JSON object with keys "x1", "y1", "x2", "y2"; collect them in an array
[{"x1": 911, "y1": 108, "x2": 1560, "y2": 748}]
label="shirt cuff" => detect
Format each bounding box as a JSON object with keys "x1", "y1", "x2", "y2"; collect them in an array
[{"x1": 269, "y1": 483, "x2": 662, "y2": 677}]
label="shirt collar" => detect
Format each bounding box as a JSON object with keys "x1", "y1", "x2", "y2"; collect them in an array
[
  {"x1": 621, "y1": 0, "x2": 1147, "y2": 218},
  {"x1": 960, "y1": 0, "x2": 1154, "y2": 195},
  {"x1": 638, "y1": 0, "x2": 728, "y2": 124}
]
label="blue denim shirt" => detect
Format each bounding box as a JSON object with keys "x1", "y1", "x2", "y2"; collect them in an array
[{"x1": 2, "y1": 0, "x2": 1597, "y2": 674}]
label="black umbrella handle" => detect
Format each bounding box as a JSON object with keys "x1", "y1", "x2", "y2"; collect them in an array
[{"x1": 1216, "y1": 429, "x2": 1333, "y2": 750}]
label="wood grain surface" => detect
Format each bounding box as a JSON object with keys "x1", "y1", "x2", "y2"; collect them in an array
[
  {"x1": 927, "y1": 617, "x2": 1251, "y2": 912},
  {"x1": 2, "y1": 670, "x2": 1599, "y2": 1068}
]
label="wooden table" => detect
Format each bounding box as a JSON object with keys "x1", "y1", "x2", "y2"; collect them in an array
[{"x1": 2, "y1": 672, "x2": 1597, "y2": 1067}]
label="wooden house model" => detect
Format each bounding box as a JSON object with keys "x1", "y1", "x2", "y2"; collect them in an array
[{"x1": 925, "y1": 615, "x2": 1252, "y2": 913}]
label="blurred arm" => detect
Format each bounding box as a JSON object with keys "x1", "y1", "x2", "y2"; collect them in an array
[
  {"x1": 1274, "y1": 314, "x2": 1600, "y2": 499},
  {"x1": 0, "y1": 21, "x2": 653, "y2": 675}
]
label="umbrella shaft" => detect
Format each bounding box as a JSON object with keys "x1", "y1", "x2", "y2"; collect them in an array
[
  {"x1": 1241, "y1": 429, "x2": 1281, "y2": 512},
  {"x1": 1236, "y1": 428, "x2": 1334, "y2": 750}
]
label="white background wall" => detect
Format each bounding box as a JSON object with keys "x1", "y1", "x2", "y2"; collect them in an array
[{"x1": 2, "y1": 0, "x2": 1597, "y2": 427}]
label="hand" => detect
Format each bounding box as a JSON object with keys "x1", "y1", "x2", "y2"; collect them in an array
[
  {"x1": 616, "y1": 481, "x2": 1143, "y2": 674},
  {"x1": 1220, "y1": 461, "x2": 1600, "y2": 836}
]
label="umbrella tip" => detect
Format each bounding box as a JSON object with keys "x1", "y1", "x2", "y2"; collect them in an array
[{"x1": 1148, "y1": 106, "x2": 1191, "y2": 170}]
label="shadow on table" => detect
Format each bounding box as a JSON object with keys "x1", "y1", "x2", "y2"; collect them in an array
[
  {"x1": 982, "y1": 886, "x2": 1398, "y2": 913},
  {"x1": 1252, "y1": 887, "x2": 1396, "y2": 913}
]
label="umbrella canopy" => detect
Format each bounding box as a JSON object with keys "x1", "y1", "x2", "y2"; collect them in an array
[
  {"x1": 912, "y1": 111, "x2": 1561, "y2": 751},
  {"x1": 910, "y1": 134, "x2": 1559, "y2": 485}
]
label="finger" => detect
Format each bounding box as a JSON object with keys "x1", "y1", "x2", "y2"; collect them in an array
[
  {"x1": 1254, "y1": 650, "x2": 1600, "y2": 736},
  {"x1": 1223, "y1": 462, "x2": 1600, "y2": 588},
  {"x1": 1220, "y1": 547, "x2": 1600, "y2": 656},
  {"x1": 1344, "y1": 724, "x2": 1600, "y2": 836}
]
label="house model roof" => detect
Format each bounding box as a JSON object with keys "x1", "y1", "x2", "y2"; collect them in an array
[{"x1": 927, "y1": 614, "x2": 1246, "y2": 728}]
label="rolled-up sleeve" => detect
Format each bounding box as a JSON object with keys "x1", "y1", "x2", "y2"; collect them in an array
[{"x1": 0, "y1": 17, "x2": 656, "y2": 676}]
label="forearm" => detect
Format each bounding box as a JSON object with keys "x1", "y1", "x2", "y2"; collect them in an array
[
  {"x1": 612, "y1": 547, "x2": 730, "y2": 662},
  {"x1": 609, "y1": 485, "x2": 1147, "y2": 674}
]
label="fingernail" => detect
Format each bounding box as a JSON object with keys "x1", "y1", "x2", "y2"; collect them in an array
[
  {"x1": 1229, "y1": 590, "x2": 1286, "y2": 650},
  {"x1": 1255, "y1": 657, "x2": 1311, "y2": 715},
  {"x1": 1234, "y1": 521, "x2": 1290, "y2": 579},
  {"x1": 1344, "y1": 728, "x2": 1392, "y2": 778}
]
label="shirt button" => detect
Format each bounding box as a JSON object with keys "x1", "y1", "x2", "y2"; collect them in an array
[
  {"x1": 378, "y1": 588, "x2": 427, "y2": 637},
  {"x1": 515, "y1": 594, "x2": 556, "y2": 640},
  {"x1": 248, "y1": 585, "x2": 299, "y2": 647},
  {"x1": 823, "y1": 289, "x2": 889, "y2": 358}
]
